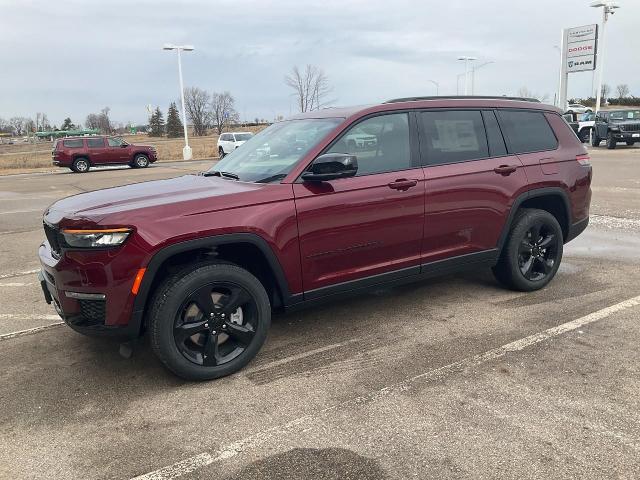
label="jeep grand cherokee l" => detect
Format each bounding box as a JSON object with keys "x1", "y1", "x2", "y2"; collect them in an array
[
  {"x1": 52, "y1": 135, "x2": 157, "y2": 172},
  {"x1": 38, "y1": 97, "x2": 592, "y2": 380}
]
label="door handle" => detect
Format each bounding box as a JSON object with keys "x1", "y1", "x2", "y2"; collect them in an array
[
  {"x1": 493, "y1": 165, "x2": 517, "y2": 176},
  {"x1": 388, "y1": 179, "x2": 418, "y2": 191}
]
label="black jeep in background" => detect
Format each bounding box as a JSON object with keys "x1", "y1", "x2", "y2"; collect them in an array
[{"x1": 591, "y1": 109, "x2": 640, "y2": 149}]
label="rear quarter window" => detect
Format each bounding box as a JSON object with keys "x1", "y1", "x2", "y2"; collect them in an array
[
  {"x1": 63, "y1": 139, "x2": 84, "y2": 148},
  {"x1": 497, "y1": 110, "x2": 558, "y2": 154}
]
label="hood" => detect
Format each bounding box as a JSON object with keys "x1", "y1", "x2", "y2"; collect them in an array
[{"x1": 44, "y1": 174, "x2": 281, "y2": 225}]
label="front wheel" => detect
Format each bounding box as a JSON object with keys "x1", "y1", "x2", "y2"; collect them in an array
[
  {"x1": 578, "y1": 129, "x2": 588, "y2": 143},
  {"x1": 591, "y1": 132, "x2": 601, "y2": 147},
  {"x1": 626, "y1": 141, "x2": 635, "y2": 146},
  {"x1": 132, "y1": 154, "x2": 149, "y2": 168},
  {"x1": 218, "y1": 147, "x2": 225, "y2": 158},
  {"x1": 606, "y1": 133, "x2": 617, "y2": 149},
  {"x1": 149, "y1": 263, "x2": 271, "y2": 380},
  {"x1": 493, "y1": 208, "x2": 563, "y2": 292}
]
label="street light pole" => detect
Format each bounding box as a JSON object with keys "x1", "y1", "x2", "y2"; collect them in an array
[
  {"x1": 427, "y1": 79, "x2": 439, "y2": 96},
  {"x1": 591, "y1": 1, "x2": 619, "y2": 116},
  {"x1": 457, "y1": 56, "x2": 477, "y2": 95},
  {"x1": 163, "y1": 43, "x2": 195, "y2": 160},
  {"x1": 470, "y1": 61, "x2": 494, "y2": 95}
]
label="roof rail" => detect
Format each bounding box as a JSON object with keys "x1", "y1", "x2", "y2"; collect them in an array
[{"x1": 384, "y1": 95, "x2": 541, "y2": 104}]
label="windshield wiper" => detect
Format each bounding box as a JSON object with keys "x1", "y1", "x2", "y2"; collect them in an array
[
  {"x1": 255, "y1": 173, "x2": 287, "y2": 184},
  {"x1": 202, "y1": 170, "x2": 239, "y2": 180}
]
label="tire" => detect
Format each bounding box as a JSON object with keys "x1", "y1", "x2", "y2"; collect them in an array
[
  {"x1": 591, "y1": 133, "x2": 601, "y2": 147},
  {"x1": 606, "y1": 133, "x2": 617, "y2": 149},
  {"x1": 132, "y1": 154, "x2": 150, "y2": 168},
  {"x1": 149, "y1": 263, "x2": 271, "y2": 381},
  {"x1": 71, "y1": 157, "x2": 90, "y2": 173},
  {"x1": 492, "y1": 208, "x2": 563, "y2": 292},
  {"x1": 218, "y1": 147, "x2": 225, "y2": 158},
  {"x1": 626, "y1": 141, "x2": 635, "y2": 146},
  {"x1": 578, "y1": 129, "x2": 588, "y2": 143}
]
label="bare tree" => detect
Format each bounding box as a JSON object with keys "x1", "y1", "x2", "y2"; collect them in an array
[
  {"x1": 210, "y1": 91, "x2": 239, "y2": 135},
  {"x1": 616, "y1": 84, "x2": 630, "y2": 98},
  {"x1": 285, "y1": 64, "x2": 332, "y2": 112},
  {"x1": 601, "y1": 83, "x2": 610, "y2": 99},
  {"x1": 0, "y1": 117, "x2": 9, "y2": 134},
  {"x1": 9, "y1": 117, "x2": 28, "y2": 136},
  {"x1": 183, "y1": 87, "x2": 211, "y2": 136},
  {"x1": 516, "y1": 87, "x2": 549, "y2": 103},
  {"x1": 85, "y1": 113, "x2": 100, "y2": 130}
]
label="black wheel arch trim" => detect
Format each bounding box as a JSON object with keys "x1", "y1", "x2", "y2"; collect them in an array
[
  {"x1": 497, "y1": 187, "x2": 573, "y2": 252},
  {"x1": 129, "y1": 233, "x2": 298, "y2": 337}
]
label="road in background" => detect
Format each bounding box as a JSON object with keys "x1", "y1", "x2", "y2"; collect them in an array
[{"x1": 0, "y1": 147, "x2": 639, "y2": 479}]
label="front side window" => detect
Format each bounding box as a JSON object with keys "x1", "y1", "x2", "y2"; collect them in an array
[
  {"x1": 420, "y1": 110, "x2": 489, "y2": 165},
  {"x1": 63, "y1": 139, "x2": 83, "y2": 148},
  {"x1": 209, "y1": 118, "x2": 342, "y2": 183},
  {"x1": 609, "y1": 110, "x2": 640, "y2": 121},
  {"x1": 326, "y1": 113, "x2": 411, "y2": 176},
  {"x1": 107, "y1": 137, "x2": 126, "y2": 147},
  {"x1": 497, "y1": 110, "x2": 558, "y2": 154}
]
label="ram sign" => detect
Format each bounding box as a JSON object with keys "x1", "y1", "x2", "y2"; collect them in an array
[{"x1": 564, "y1": 24, "x2": 598, "y2": 73}]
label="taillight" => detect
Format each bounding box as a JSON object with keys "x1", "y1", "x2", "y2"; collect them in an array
[{"x1": 576, "y1": 154, "x2": 590, "y2": 166}]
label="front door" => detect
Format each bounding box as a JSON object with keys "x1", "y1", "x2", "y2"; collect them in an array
[
  {"x1": 106, "y1": 137, "x2": 129, "y2": 163},
  {"x1": 418, "y1": 109, "x2": 527, "y2": 263},
  {"x1": 293, "y1": 112, "x2": 425, "y2": 296}
]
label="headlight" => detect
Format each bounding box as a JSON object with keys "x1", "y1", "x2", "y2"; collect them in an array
[{"x1": 61, "y1": 228, "x2": 132, "y2": 248}]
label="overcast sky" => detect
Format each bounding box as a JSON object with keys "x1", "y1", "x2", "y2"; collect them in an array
[{"x1": 1, "y1": 0, "x2": 638, "y2": 127}]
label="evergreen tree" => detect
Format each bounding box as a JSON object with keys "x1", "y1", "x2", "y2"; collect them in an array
[
  {"x1": 166, "y1": 102, "x2": 183, "y2": 138},
  {"x1": 61, "y1": 117, "x2": 75, "y2": 130},
  {"x1": 148, "y1": 107, "x2": 165, "y2": 137}
]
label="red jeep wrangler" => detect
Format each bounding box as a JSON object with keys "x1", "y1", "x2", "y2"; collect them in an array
[
  {"x1": 39, "y1": 97, "x2": 591, "y2": 380},
  {"x1": 52, "y1": 135, "x2": 157, "y2": 172}
]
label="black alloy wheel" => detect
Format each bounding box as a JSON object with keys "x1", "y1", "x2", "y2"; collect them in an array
[
  {"x1": 174, "y1": 282, "x2": 256, "y2": 367},
  {"x1": 517, "y1": 221, "x2": 559, "y2": 282}
]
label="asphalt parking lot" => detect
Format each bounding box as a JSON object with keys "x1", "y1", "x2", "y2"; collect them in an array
[{"x1": 1, "y1": 147, "x2": 639, "y2": 480}]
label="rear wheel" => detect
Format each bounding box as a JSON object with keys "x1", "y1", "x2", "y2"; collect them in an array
[
  {"x1": 132, "y1": 154, "x2": 149, "y2": 168},
  {"x1": 218, "y1": 147, "x2": 225, "y2": 158},
  {"x1": 606, "y1": 133, "x2": 617, "y2": 149},
  {"x1": 149, "y1": 263, "x2": 271, "y2": 381},
  {"x1": 71, "y1": 157, "x2": 90, "y2": 173},
  {"x1": 493, "y1": 208, "x2": 563, "y2": 292},
  {"x1": 626, "y1": 141, "x2": 635, "y2": 146}
]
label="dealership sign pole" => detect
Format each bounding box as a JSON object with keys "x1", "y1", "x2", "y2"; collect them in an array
[{"x1": 557, "y1": 24, "x2": 598, "y2": 112}]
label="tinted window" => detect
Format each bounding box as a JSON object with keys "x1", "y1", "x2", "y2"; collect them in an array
[
  {"x1": 86, "y1": 138, "x2": 104, "y2": 148},
  {"x1": 420, "y1": 110, "x2": 488, "y2": 165},
  {"x1": 63, "y1": 139, "x2": 83, "y2": 148},
  {"x1": 482, "y1": 110, "x2": 507, "y2": 157},
  {"x1": 221, "y1": 134, "x2": 230, "y2": 141},
  {"x1": 234, "y1": 133, "x2": 252, "y2": 141},
  {"x1": 497, "y1": 110, "x2": 558, "y2": 153},
  {"x1": 326, "y1": 113, "x2": 411, "y2": 176}
]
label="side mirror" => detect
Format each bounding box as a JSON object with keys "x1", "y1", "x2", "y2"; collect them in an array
[
  {"x1": 301, "y1": 153, "x2": 358, "y2": 182},
  {"x1": 121, "y1": 143, "x2": 128, "y2": 148}
]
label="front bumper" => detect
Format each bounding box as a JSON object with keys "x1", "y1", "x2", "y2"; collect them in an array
[
  {"x1": 611, "y1": 131, "x2": 640, "y2": 141},
  {"x1": 38, "y1": 238, "x2": 148, "y2": 338}
]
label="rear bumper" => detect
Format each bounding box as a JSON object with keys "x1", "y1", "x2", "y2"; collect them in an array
[{"x1": 565, "y1": 216, "x2": 589, "y2": 243}]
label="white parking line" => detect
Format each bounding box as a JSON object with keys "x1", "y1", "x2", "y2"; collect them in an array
[
  {"x1": 0, "y1": 282, "x2": 33, "y2": 287},
  {"x1": 0, "y1": 208, "x2": 43, "y2": 215},
  {"x1": 0, "y1": 269, "x2": 39, "y2": 279},
  {"x1": 131, "y1": 294, "x2": 640, "y2": 480},
  {"x1": 0, "y1": 321, "x2": 63, "y2": 341}
]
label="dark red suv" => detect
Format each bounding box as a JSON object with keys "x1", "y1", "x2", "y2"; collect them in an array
[
  {"x1": 39, "y1": 97, "x2": 591, "y2": 380},
  {"x1": 52, "y1": 135, "x2": 157, "y2": 172}
]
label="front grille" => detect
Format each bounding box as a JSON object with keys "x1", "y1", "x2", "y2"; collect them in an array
[
  {"x1": 78, "y1": 299, "x2": 106, "y2": 326},
  {"x1": 43, "y1": 222, "x2": 61, "y2": 258},
  {"x1": 620, "y1": 123, "x2": 640, "y2": 132}
]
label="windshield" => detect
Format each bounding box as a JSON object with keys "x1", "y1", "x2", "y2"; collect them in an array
[
  {"x1": 234, "y1": 133, "x2": 253, "y2": 141},
  {"x1": 209, "y1": 118, "x2": 342, "y2": 182},
  {"x1": 609, "y1": 110, "x2": 640, "y2": 121}
]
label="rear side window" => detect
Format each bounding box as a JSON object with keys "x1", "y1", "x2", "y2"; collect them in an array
[
  {"x1": 419, "y1": 110, "x2": 489, "y2": 165},
  {"x1": 86, "y1": 138, "x2": 104, "y2": 148},
  {"x1": 63, "y1": 139, "x2": 84, "y2": 148},
  {"x1": 497, "y1": 110, "x2": 558, "y2": 154}
]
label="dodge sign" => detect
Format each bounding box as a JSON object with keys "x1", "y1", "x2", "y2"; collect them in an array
[{"x1": 564, "y1": 24, "x2": 598, "y2": 73}]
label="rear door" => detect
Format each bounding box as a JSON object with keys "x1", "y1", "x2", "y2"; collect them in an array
[
  {"x1": 293, "y1": 112, "x2": 425, "y2": 295},
  {"x1": 86, "y1": 137, "x2": 107, "y2": 164},
  {"x1": 418, "y1": 109, "x2": 527, "y2": 264}
]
